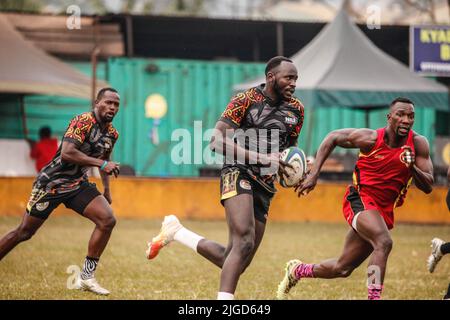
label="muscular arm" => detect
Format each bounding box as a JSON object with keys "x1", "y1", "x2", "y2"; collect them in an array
[
  {"x1": 62, "y1": 141, "x2": 119, "y2": 175},
  {"x1": 61, "y1": 141, "x2": 104, "y2": 168},
  {"x1": 297, "y1": 128, "x2": 377, "y2": 196},
  {"x1": 210, "y1": 120, "x2": 292, "y2": 175},
  {"x1": 310, "y1": 128, "x2": 377, "y2": 177},
  {"x1": 210, "y1": 120, "x2": 264, "y2": 165},
  {"x1": 99, "y1": 151, "x2": 113, "y2": 203},
  {"x1": 100, "y1": 169, "x2": 110, "y2": 189},
  {"x1": 411, "y1": 135, "x2": 434, "y2": 194}
]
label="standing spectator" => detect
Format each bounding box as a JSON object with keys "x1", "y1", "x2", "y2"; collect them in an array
[{"x1": 28, "y1": 126, "x2": 58, "y2": 172}]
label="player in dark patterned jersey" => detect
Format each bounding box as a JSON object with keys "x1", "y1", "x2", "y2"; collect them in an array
[
  {"x1": 0, "y1": 88, "x2": 121, "y2": 295},
  {"x1": 277, "y1": 97, "x2": 434, "y2": 300},
  {"x1": 146, "y1": 56, "x2": 305, "y2": 300}
]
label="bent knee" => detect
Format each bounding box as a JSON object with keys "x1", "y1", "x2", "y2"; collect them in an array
[
  {"x1": 97, "y1": 213, "x2": 116, "y2": 230},
  {"x1": 374, "y1": 235, "x2": 393, "y2": 253},
  {"x1": 237, "y1": 235, "x2": 255, "y2": 258},
  {"x1": 16, "y1": 227, "x2": 36, "y2": 242},
  {"x1": 105, "y1": 215, "x2": 117, "y2": 229}
]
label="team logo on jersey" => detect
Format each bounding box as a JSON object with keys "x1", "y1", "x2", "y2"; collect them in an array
[
  {"x1": 239, "y1": 179, "x2": 252, "y2": 190},
  {"x1": 399, "y1": 147, "x2": 413, "y2": 167},
  {"x1": 95, "y1": 137, "x2": 112, "y2": 155},
  {"x1": 284, "y1": 116, "x2": 297, "y2": 125},
  {"x1": 36, "y1": 201, "x2": 49, "y2": 211}
]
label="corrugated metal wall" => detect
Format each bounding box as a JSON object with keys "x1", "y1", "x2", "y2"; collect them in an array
[{"x1": 0, "y1": 95, "x2": 22, "y2": 138}]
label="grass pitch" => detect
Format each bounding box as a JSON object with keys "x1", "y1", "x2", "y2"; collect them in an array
[{"x1": 0, "y1": 215, "x2": 448, "y2": 300}]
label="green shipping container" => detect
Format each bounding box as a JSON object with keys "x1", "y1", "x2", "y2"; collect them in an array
[{"x1": 107, "y1": 58, "x2": 265, "y2": 176}]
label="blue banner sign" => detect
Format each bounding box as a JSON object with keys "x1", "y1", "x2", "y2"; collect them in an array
[{"x1": 410, "y1": 25, "x2": 450, "y2": 76}]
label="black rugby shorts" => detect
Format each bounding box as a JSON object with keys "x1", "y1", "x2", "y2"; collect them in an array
[
  {"x1": 220, "y1": 167, "x2": 274, "y2": 224},
  {"x1": 26, "y1": 181, "x2": 101, "y2": 219}
]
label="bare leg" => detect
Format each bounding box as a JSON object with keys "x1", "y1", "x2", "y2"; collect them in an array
[
  {"x1": 81, "y1": 195, "x2": 116, "y2": 258},
  {"x1": 219, "y1": 193, "x2": 256, "y2": 294},
  {"x1": 0, "y1": 213, "x2": 45, "y2": 260},
  {"x1": 196, "y1": 233, "x2": 232, "y2": 268},
  {"x1": 355, "y1": 210, "x2": 392, "y2": 286},
  {"x1": 242, "y1": 219, "x2": 265, "y2": 272},
  {"x1": 196, "y1": 215, "x2": 266, "y2": 271},
  {"x1": 312, "y1": 228, "x2": 373, "y2": 279}
]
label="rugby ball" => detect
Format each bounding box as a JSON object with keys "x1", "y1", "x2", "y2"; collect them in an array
[{"x1": 277, "y1": 147, "x2": 307, "y2": 188}]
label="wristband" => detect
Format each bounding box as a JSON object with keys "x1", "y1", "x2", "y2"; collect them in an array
[{"x1": 100, "y1": 160, "x2": 108, "y2": 171}]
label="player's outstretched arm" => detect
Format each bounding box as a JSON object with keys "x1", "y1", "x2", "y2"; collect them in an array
[
  {"x1": 296, "y1": 128, "x2": 376, "y2": 196},
  {"x1": 410, "y1": 135, "x2": 434, "y2": 194}
]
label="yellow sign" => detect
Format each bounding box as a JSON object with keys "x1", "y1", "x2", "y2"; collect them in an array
[
  {"x1": 420, "y1": 29, "x2": 450, "y2": 44},
  {"x1": 443, "y1": 142, "x2": 450, "y2": 166},
  {"x1": 145, "y1": 94, "x2": 168, "y2": 119}
]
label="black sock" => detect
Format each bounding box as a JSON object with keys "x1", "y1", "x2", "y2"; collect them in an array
[
  {"x1": 80, "y1": 256, "x2": 99, "y2": 280},
  {"x1": 440, "y1": 242, "x2": 450, "y2": 255}
]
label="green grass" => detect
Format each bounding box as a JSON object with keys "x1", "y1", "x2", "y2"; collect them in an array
[{"x1": 0, "y1": 215, "x2": 449, "y2": 300}]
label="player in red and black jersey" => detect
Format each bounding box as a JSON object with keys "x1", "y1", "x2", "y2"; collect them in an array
[
  {"x1": 146, "y1": 56, "x2": 305, "y2": 300},
  {"x1": 0, "y1": 88, "x2": 121, "y2": 295},
  {"x1": 277, "y1": 97, "x2": 434, "y2": 300}
]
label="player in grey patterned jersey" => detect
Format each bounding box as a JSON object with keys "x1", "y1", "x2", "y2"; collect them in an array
[{"x1": 0, "y1": 88, "x2": 121, "y2": 295}]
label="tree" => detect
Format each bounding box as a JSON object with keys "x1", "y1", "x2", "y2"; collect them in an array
[
  {"x1": 402, "y1": 0, "x2": 438, "y2": 23},
  {"x1": 171, "y1": 0, "x2": 205, "y2": 15},
  {"x1": 0, "y1": 0, "x2": 43, "y2": 12},
  {"x1": 121, "y1": 0, "x2": 137, "y2": 13}
]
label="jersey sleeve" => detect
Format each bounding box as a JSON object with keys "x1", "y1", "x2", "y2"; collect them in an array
[
  {"x1": 219, "y1": 92, "x2": 250, "y2": 128},
  {"x1": 289, "y1": 98, "x2": 305, "y2": 139},
  {"x1": 63, "y1": 113, "x2": 94, "y2": 146},
  {"x1": 108, "y1": 126, "x2": 119, "y2": 144},
  {"x1": 110, "y1": 128, "x2": 119, "y2": 150},
  {"x1": 102, "y1": 126, "x2": 119, "y2": 160}
]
